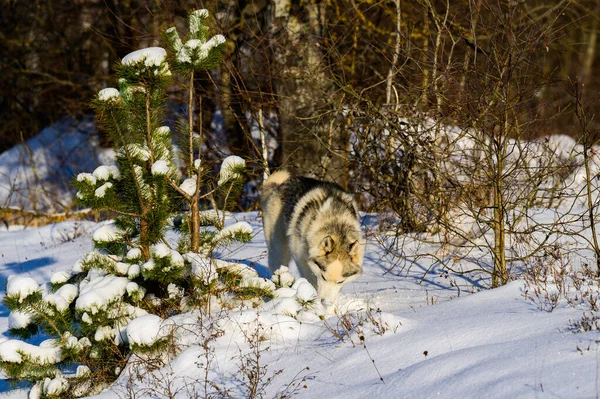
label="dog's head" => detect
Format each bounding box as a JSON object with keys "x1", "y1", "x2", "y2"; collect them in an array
[{"x1": 307, "y1": 223, "x2": 365, "y2": 313}]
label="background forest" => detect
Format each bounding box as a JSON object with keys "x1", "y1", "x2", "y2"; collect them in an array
[{"x1": 3, "y1": 0, "x2": 598, "y2": 176}]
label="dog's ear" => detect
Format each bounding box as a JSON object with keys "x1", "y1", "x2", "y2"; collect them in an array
[{"x1": 320, "y1": 236, "x2": 334, "y2": 254}]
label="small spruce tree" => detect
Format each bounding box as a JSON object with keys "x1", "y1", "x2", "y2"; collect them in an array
[
  {"x1": 0, "y1": 10, "x2": 271, "y2": 398},
  {"x1": 75, "y1": 46, "x2": 176, "y2": 261}
]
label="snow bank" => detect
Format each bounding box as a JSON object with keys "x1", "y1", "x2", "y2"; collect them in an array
[
  {"x1": 0, "y1": 117, "x2": 110, "y2": 212},
  {"x1": 219, "y1": 308, "x2": 322, "y2": 345},
  {"x1": 4, "y1": 211, "x2": 600, "y2": 398},
  {"x1": 262, "y1": 297, "x2": 303, "y2": 316}
]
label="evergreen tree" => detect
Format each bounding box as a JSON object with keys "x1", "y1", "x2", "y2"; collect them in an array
[
  {"x1": 76, "y1": 46, "x2": 175, "y2": 261},
  {"x1": 0, "y1": 10, "x2": 271, "y2": 398}
]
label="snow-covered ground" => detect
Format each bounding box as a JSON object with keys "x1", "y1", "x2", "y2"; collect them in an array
[
  {"x1": 0, "y1": 118, "x2": 113, "y2": 214},
  {"x1": 0, "y1": 213, "x2": 599, "y2": 398},
  {"x1": 3, "y1": 116, "x2": 600, "y2": 397}
]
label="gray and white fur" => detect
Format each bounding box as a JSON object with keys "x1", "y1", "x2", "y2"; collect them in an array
[{"x1": 261, "y1": 170, "x2": 365, "y2": 312}]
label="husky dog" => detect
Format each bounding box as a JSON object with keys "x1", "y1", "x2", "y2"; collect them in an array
[{"x1": 261, "y1": 170, "x2": 365, "y2": 312}]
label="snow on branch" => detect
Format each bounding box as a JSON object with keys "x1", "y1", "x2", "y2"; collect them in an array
[{"x1": 218, "y1": 155, "x2": 246, "y2": 186}]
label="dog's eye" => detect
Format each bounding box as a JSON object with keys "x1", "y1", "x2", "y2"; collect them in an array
[
  {"x1": 349, "y1": 241, "x2": 356, "y2": 250},
  {"x1": 321, "y1": 273, "x2": 327, "y2": 281},
  {"x1": 337, "y1": 279, "x2": 346, "y2": 284}
]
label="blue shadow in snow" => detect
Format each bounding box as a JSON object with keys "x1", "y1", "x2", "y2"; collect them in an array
[
  {"x1": 0, "y1": 304, "x2": 8, "y2": 319},
  {"x1": 365, "y1": 248, "x2": 487, "y2": 291},
  {"x1": 223, "y1": 258, "x2": 271, "y2": 279},
  {"x1": 4, "y1": 257, "x2": 57, "y2": 273},
  {"x1": 0, "y1": 379, "x2": 29, "y2": 393}
]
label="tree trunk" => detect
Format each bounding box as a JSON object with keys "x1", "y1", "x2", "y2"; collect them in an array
[
  {"x1": 580, "y1": 3, "x2": 599, "y2": 91},
  {"x1": 269, "y1": 0, "x2": 345, "y2": 182},
  {"x1": 139, "y1": 215, "x2": 151, "y2": 261},
  {"x1": 190, "y1": 199, "x2": 200, "y2": 253},
  {"x1": 577, "y1": 82, "x2": 600, "y2": 276},
  {"x1": 492, "y1": 125, "x2": 507, "y2": 288},
  {"x1": 221, "y1": 43, "x2": 249, "y2": 156}
]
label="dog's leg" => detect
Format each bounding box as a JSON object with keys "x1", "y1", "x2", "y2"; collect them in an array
[
  {"x1": 262, "y1": 194, "x2": 290, "y2": 273},
  {"x1": 268, "y1": 230, "x2": 291, "y2": 273},
  {"x1": 263, "y1": 203, "x2": 291, "y2": 273}
]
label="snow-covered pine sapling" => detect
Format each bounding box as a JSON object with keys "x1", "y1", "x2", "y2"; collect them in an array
[
  {"x1": 0, "y1": 11, "x2": 268, "y2": 398},
  {"x1": 164, "y1": 9, "x2": 226, "y2": 253},
  {"x1": 0, "y1": 267, "x2": 133, "y2": 398},
  {"x1": 0, "y1": 47, "x2": 179, "y2": 398},
  {"x1": 0, "y1": 240, "x2": 186, "y2": 397},
  {"x1": 76, "y1": 46, "x2": 176, "y2": 261}
]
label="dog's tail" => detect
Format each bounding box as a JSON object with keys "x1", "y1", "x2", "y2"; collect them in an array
[{"x1": 261, "y1": 170, "x2": 291, "y2": 200}]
